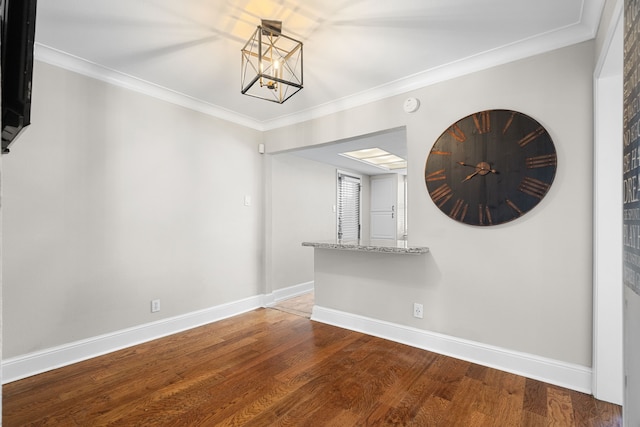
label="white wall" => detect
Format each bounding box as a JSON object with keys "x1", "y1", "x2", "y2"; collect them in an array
[
  {"x1": 2, "y1": 61, "x2": 264, "y2": 358},
  {"x1": 267, "y1": 152, "x2": 373, "y2": 292},
  {"x1": 266, "y1": 41, "x2": 595, "y2": 368},
  {"x1": 1, "y1": 36, "x2": 601, "y2": 397},
  {"x1": 269, "y1": 154, "x2": 336, "y2": 291}
]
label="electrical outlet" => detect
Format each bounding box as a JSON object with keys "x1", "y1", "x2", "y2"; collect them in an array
[
  {"x1": 413, "y1": 303, "x2": 423, "y2": 319},
  {"x1": 151, "y1": 299, "x2": 161, "y2": 313}
]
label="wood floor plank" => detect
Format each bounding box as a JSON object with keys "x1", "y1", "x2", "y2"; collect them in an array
[
  {"x1": 521, "y1": 409, "x2": 548, "y2": 427},
  {"x1": 413, "y1": 395, "x2": 451, "y2": 426},
  {"x1": 594, "y1": 400, "x2": 624, "y2": 427},
  {"x1": 368, "y1": 347, "x2": 439, "y2": 411},
  {"x1": 2, "y1": 307, "x2": 623, "y2": 426},
  {"x1": 570, "y1": 388, "x2": 599, "y2": 426},
  {"x1": 548, "y1": 386, "x2": 577, "y2": 426},
  {"x1": 367, "y1": 354, "x2": 450, "y2": 426},
  {"x1": 368, "y1": 377, "x2": 438, "y2": 425},
  {"x1": 271, "y1": 292, "x2": 314, "y2": 318},
  {"x1": 465, "y1": 363, "x2": 489, "y2": 382},
  {"x1": 440, "y1": 376, "x2": 487, "y2": 425},
  {"x1": 523, "y1": 377, "x2": 548, "y2": 417},
  {"x1": 426, "y1": 356, "x2": 470, "y2": 402},
  {"x1": 477, "y1": 369, "x2": 526, "y2": 425}
]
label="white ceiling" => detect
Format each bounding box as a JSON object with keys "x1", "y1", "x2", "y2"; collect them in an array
[
  {"x1": 289, "y1": 127, "x2": 408, "y2": 176},
  {"x1": 33, "y1": 1, "x2": 604, "y2": 175},
  {"x1": 34, "y1": 0, "x2": 605, "y2": 132}
]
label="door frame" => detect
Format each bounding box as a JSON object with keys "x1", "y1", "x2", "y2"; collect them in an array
[{"x1": 593, "y1": 0, "x2": 624, "y2": 405}]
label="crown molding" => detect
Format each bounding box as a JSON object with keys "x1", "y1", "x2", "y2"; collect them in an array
[
  {"x1": 35, "y1": 0, "x2": 603, "y2": 132},
  {"x1": 582, "y1": 0, "x2": 608, "y2": 38},
  {"x1": 261, "y1": 10, "x2": 601, "y2": 130},
  {"x1": 34, "y1": 44, "x2": 265, "y2": 131}
]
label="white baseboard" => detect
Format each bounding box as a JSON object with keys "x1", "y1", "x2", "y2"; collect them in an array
[
  {"x1": 311, "y1": 305, "x2": 592, "y2": 394},
  {"x1": 264, "y1": 281, "x2": 314, "y2": 307},
  {"x1": 2, "y1": 295, "x2": 264, "y2": 384},
  {"x1": 2, "y1": 284, "x2": 590, "y2": 395},
  {"x1": 2, "y1": 282, "x2": 316, "y2": 385}
]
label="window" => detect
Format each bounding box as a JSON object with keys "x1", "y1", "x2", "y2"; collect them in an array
[{"x1": 337, "y1": 172, "x2": 361, "y2": 240}]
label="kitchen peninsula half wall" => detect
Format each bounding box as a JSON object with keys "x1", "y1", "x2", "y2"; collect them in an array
[{"x1": 302, "y1": 239, "x2": 437, "y2": 330}]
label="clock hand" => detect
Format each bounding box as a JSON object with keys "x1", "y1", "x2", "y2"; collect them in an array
[
  {"x1": 481, "y1": 167, "x2": 499, "y2": 174},
  {"x1": 456, "y1": 162, "x2": 498, "y2": 173},
  {"x1": 458, "y1": 161, "x2": 499, "y2": 175},
  {"x1": 457, "y1": 161, "x2": 477, "y2": 168},
  {"x1": 462, "y1": 171, "x2": 480, "y2": 182}
]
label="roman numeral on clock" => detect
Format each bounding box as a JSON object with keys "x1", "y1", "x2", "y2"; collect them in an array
[
  {"x1": 430, "y1": 183, "x2": 453, "y2": 207},
  {"x1": 506, "y1": 199, "x2": 523, "y2": 216},
  {"x1": 519, "y1": 177, "x2": 551, "y2": 199},
  {"x1": 425, "y1": 169, "x2": 446, "y2": 182},
  {"x1": 502, "y1": 111, "x2": 517, "y2": 135},
  {"x1": 526, "y1": 154, "x2": 557, "y2": 168},
  {"x1": 449, "y1": 199, "x2": 468, "y2": 221},
  {"x1": 478, "y1": 204, "x2": 493, "y2": 225},
  {"x1": 518, "y1": 127, "x2": 546, "y2": 147},
  {"x1": 473, "y1": 111, "x2": 491, "y2": 134},
  {"x1": 447, "y1": 124, "x2": 466, "y2": 142}
]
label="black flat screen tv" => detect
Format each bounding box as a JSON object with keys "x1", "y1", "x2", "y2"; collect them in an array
[{"x1": 1, "y1": 0, "x2": 37, "y2": 154}]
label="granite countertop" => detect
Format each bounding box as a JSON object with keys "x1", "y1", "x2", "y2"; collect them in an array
[{"x1": 302, "y1": 239, "x2": 429, "y2": 255}]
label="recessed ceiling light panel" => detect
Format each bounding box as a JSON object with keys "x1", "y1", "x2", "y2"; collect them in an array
[{"x1": 340, "y1": 148, "x2": 407, "y2": 170}]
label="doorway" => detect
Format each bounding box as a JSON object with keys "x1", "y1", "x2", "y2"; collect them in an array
[
  {"x1": 266, "y1": 127, "x2": 407, "y2": 310},
  {"x1": 370, "y1": 174, "x2": 399, "y2": 240},
  {"x1": 337, "y1": 172, "x2": 361, "y2": 240}
]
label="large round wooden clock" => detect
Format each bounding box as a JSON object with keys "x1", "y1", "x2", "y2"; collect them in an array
[{"x1": 424, "y1": 109, "x2": 557, "y2": 226}]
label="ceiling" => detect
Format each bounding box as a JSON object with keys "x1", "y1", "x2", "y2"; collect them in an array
[
  {"x1": 289, "y1": 127, "x2": 408, "y2": 176},
  {"x1": 34, "y1": 0, "x2": 605, "y2": 132},
  {"x1": 33, "y1": 1, "x2": 604, "y2": 175}
]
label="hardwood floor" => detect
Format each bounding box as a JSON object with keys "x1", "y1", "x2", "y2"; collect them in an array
[
  {"x1": 3, "y1": 305, "x2": 621, "y2": 426},
  {"x1": 272, "y1": 292, "x2": 314, "y2": 318}
]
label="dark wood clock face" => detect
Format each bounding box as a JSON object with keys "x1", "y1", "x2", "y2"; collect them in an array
[{"x1": 424, "y1": 109, "x2": 557, "y2": 226}]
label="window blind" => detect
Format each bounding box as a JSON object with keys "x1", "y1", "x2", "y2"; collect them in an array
[{"x1": 338, "y1": 173, "x2": 361, "y2": 240}]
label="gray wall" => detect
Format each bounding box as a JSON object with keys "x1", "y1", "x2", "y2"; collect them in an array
[
  {"x1": 268, "y1": 152, "x2": 372, "y2": 292},
  {"x1": 265, "y1": 41, "x2": 595, "y2": 367},
  {"x1": 2, "y1": 38, "x2": 597, "y2": 377},
  {"x1": 2, "y1": 62, "x2": 264, "y2": 358},
  {"x1": 269, "y1": 154, "x2": 336, "y2": 291}
]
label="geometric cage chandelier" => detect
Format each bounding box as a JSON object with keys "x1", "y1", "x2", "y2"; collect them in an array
[{"x1": 241, "y1": 19, "x2": 303, "y2": 104}]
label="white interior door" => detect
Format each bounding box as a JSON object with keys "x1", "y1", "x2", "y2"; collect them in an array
[{"x1": 370, "y1": 175, "x2": 397, "y2": 240}]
